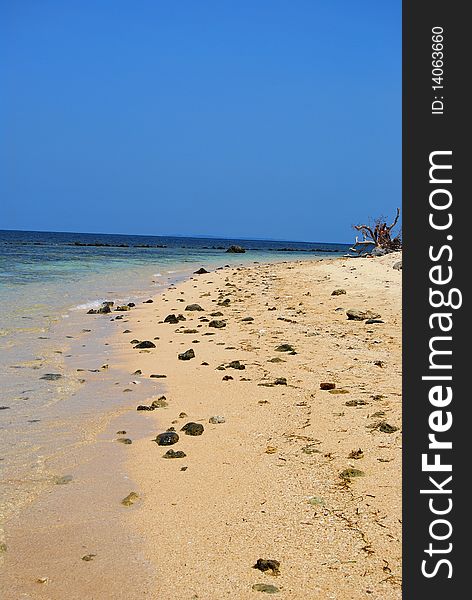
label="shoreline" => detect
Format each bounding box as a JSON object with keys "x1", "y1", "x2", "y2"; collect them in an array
[{"x1": 0, "y1": 253, "x2": 402, "y2": 599}]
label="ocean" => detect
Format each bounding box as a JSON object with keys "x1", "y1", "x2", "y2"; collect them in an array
[{"x1": 0, "y1": 229, "x2": 349, "y2": 546}]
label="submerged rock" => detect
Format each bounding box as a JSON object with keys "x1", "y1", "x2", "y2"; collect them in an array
[
  {"x1": 181, "y1": 422, "x2": 204, "y2": 436},
  {"x1": 226, "y1": 245, "x2": 246, "y2": 253}
]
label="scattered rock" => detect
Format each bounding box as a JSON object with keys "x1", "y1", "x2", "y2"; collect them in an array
[
  {"x1": 194, "y1": 267, "x2": 209, "y2": 274},
  {"x1": 53, "y1": 475, "x2": 73, "y2": 485},
  {"x1": 143, "y1": 299, "x2": 154, "y2": 303},
  {"x1": 116, "y1": 438, "x2": 132, "y2": 444},
  {"x1": 163, "y1": 449, "x2": 187, "y2": 459},
  {"x1": 133, "y1": 369, "x2": 142, "y2": 375},
  {"x1": 151, "y1": 396, "x2": 168, "y2": 409},
  {"x1": 346, "y1": 309, "x2": 381, "y2": 321},
  {"x1": 365, "y1": 319, "x2": 384, "y2": 324},
  {"x1": 241, "y1": 316, "x2": 254, "y2": 322},
  {"x1": 181, "y1": 422, "x2": 204, "y2": 436},
  {"x1": 40, "y1": 373, "x2": 62, "y2": 381},
  {"x1": 185, "y1": 304, "x2": 204, "y2": 311},
  {"x1": 253, "y1": 559, "x2": 280, "y2": 576},
  {"x1": 178, "y1": 349, "x2": 195, "y2": 360},
  {"x1": 209, "y1": 320, "x2": 226, "y2": 328},
  {"x1": 115, "y1": 305, "x2": 130, "y2": 311},
  {"x1": 134, "y1": 341, "x2": 156, "y2": 349},
  {"x1": 179, "y1": 412, "x2": 188, "y2": 418},
  {"x1": 210, "y1": 311, "x2": 224, "y2": 317},
  {"x1": 228, "y1": 360, "x2": 245, "y2": 370},
  {"x1": 209, "y1": 415, "x2": 225, "y2": 424},
  {"x1": 154, "y1": 429, "x2": 179, "y2": 445},
  {"x1": 222, "y1": 375, "x2": 233, "y2": 381},
  {"x1": 331, "y1": 289, "x2": 346, "y2": 296},
  {"x1": 164, "y1": 314, "x2": 180, "y2": 324},
  {"x1": 393, "y1": 261, "x2": 402, "y2": 270},
  {"x1": 275, "y1": 344, "x2": 295, "y2": 353},
  {"x1": 348, "y1": 448, "x2": 364, "y2": 459},
  {"x1": 339, "y1": 468, "x2": 365, "y2": 480},
  {"x1": 226, "y1": 245, "x2": 246, "y2": 253},
  {"x1": 252, "y1": 583, "x2": 280, "y2": 593},
  {"x1": 320, "y1": 382, "x2": 335, "y2": 390},
  {"x1": 150, "y1": 373, "x2": 167, "y2": 378},
  {"x1": 377, "y1": 421, "x2": 399, "y2": 433},
  {"x1": 274, "y1": 378, "x2": 287, "y2": 385},
  {"x1": 81, "y1": 554, "x2": 96, "y2": 561},
  {"x1": 345, "y1": 399, "x2": 367, "y2": 407}
]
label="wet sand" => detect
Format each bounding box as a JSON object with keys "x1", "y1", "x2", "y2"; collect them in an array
[{"x1": 0, "y1": 253, "x2": 402, "y2": 599}]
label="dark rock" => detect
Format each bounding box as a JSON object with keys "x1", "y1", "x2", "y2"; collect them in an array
[
  {"x1": 275, "y1": 344, "x2": 295, "y2": 353},
  {"x1": 340, "y1": 468, "x2": 365, "y2": 480},
  {"x1": 130, "y1": 339, "x2": 140, "y2": 344},
  {"x1": 228, "y1": 360, "x2": 245, "y2": 370},
  {"x1": 151, "y1": 396, "x2": 168, "y2": 409},
  {"x1": 154, "y1": 429, "x2": 179, "y2": 446},
  {"x1": 210, "y1": 311, "x2": 224, "y2": 317},
  {"x1": 143, "y1": 299, "x2": 154, "y2": 303},
  {"x1": 241, "y1": 316, "x2": 254, "y2": 322},
  {"x1": 218, "y1": 298, "x2": 231, "y2": 306},
  {"x1": 365, "y1": 319, "x2": 384, "y2": 324},
  {"x1": 40, "y1": 373, "x2": 62, "y2": 381},
  {"x1": 320, "y1": 382, "x2": 336, "y2": 390},
  {"x1": 163, "y1": 449, "x2": 187, "y2": 459},
  {"x1": 274, "y1": 378, "x2": 287, "y2": 385},
  {"x1": 185, "y1": 304, "x2": 204, "y2": 311},
  {"x1": 164, "y1": 314, "x2": 180, "y2": 324},
  {"x1": 253, "y1": 559, "x2": 280, "y2": 576},
  {"x1": 133, "y1": 369, "x2": 142, "y2": 375},
  {"x1": 222, "y1": 375, "x2": 233, "y2": 381},
  {"x1": 127, "y1": 302, "x2": 136, "y2": 307},
  {"x1": 97, "y1": 304, "x2": 112, "y2": 314},
  {"x1": 331, "y1": 289, "x2": 346, "y2": 296},
  {"x1": 137, "y1": 405, "x2": 154, "y2": 411},
  {"x1": 226, "y1": 245, "x2": 246, "y2": 253},
  {"x1": 181, "y1": 422, "x2": 204, "y2": 436},
  {"x1": 393, "y1": 260, "x2": 402, "y2": 271},
  {"x1": 134, "y1": 340, "x2": 156, "y2": 349},
  {"x1": 346, "y1": 309, "x2": 381, "y2": 321},
  {"x1": 115, "y1": 305, "x2": 130, "y2": 311},
  {"x1": 377, "y1": 421, "x2": 399, "y2": 433},
  {"x1": 150, "y1": 373, "x2": 167, "y2": 378},
  {"x1": 209, "y1": 320, "x2": 226, "y2": 328},
  {"x1": 117, "y1": 438, "x2": 132, "y2": 444},
  {"x1": 194, "y1": 267, "x2": 209, "y2": 274},
  {"x1": 178, "y1": 349, "x2": 195, "y2": 360}
]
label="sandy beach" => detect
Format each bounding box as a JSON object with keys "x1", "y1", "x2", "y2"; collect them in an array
[{"x1": 0, "y1": 253, "x2": 401, "y2": 599}]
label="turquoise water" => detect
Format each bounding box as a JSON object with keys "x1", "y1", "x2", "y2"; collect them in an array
[{"x1": 0, "y1": 229, "x2": 348, "y2": 539}]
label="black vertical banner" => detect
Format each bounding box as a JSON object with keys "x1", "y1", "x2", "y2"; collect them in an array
[{"x1": 403, "y1": 1, "x2": 467, "y2": 597}]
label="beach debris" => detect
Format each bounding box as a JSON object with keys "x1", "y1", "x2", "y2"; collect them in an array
[
  {"x1": 116, "y1": 438, "x2": 132, "y2": 444},
  {"x1": 339, "y1": 468, "x2": 365, "y2": 481},
  {"x1": 226, "y1": 245, "x2": 246, "y2": 253},
  {"x1": 134, "y1": 340, "x2": 156, "y2": 349},
  {"x1": 331, "y1": 289, "x2": 346, "y2": 295},
  {"x1": 40, "y1": 373, "x2": 63, "y2": 381},
  {"x1": 81, "y1": 554, "x2": 96, "y2": 561},
  {"x1": 53, "y1": 475, "x2": 73, "y2": 485},
  {"x1": 137, "y1": 405, "x2": 153, "y2": 411},
  {"x1": 178, "y1": 349, "x2": 195, "y2": 360},
  {"x1": 154, "y1": 429, "x2": 179, "y2": 446},
  {"x1": 228, "y1": 360, "x2": 245, "y2": 370},
  {"x1": 348, "y1": 448, "x2": 364, "y2": 459},
  {"x1": 121, "y1": 492, "x2": 139, "y2": 506},
  {"x1": 163, "y1": 449, "x2": 187, "y2": 459},
  {"x1": 194, "y1": 267, "x2": 209, "y2": 274},
  {"x1": 209, "y1": 319, "x2": 226, "y2": 328},
  {"x1": 185, "y1": 303, "x2": 204, "y2": 311},
  {"x1": 253, "y1": 559, "x2": 280, "y2": 576},
  {"x1": 320, "y1": 382, "x2": 335, "y2": 390},
  {"x1": 252, "y1": 583, "x2": 280, "y2": 593},
  {"x1": 274, "y1": 344, "x2": 295, "y2": 353},
  {"x1": 346, "y1": 309, "x2": 381, "y2": 321},
  {"x1": 209, "y1": 415, "x2": 225, "y2": 424},
  {"x1": 181, "y1": 422, "x2": 204, "y2": 436}
]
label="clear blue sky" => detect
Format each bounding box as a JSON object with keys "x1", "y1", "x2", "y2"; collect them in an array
[{"x1": 0, "y1": 0, "x2": 401, "y2": 243}]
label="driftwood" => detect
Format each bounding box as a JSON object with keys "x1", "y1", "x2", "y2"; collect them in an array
[{"x1": 350, "y1": 208, "x2": 402, "y2": 254}]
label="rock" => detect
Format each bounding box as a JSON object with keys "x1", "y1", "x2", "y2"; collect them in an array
[
  {"x1": 178, "y1": 349, "x2": 195, "y2": 360},
  {"x1": 194, "y1": 267, "x2": 209, "y2": 274},
  {"x1": 53, "y1": 475, "x2": 73, "y2": 485},
  {"x1": 150, "y1": 373, "x2": 167, "y2": 378},
  {"x1": 144, "y1": 299, "x2": 154, "y2": 303},
  {"x1": 209, "y1": 415, "x2": 225, "y2": 424},
  {"x1": 226, "y1": 245, "x2": 246, "y2": 253},
  {"x1": 154, "y1": 429, "x2": 179, "y2": 445},
  {"x1": 151, "y1": 396, "x2": 168, "y2": 409},
  {"x1": 163, "y1": 449, "x2": 187, "y2": 459},
  {"x1": 121, "y1": 492, "x2": 139, "y2": 506},
  {"x1": 252, "y1": 583, "x2": 280, "y2": 593},
  {"x1": 97, "y1": 304, "x2": 112, "y2": 314},
  {"x1": 253, "y1": 559, "x2": 280, "y2": 576},
  {"x1": 210, "y1": 311, "x2": 224, "y2": 317},
  {"x1": 346, "y1": 309, "x2": 381, "y2": 321},
  {"x1": 181, "y1": 422, "x2": 204, "y2": 436},
  {"x1": 320, "y1": 382, "x2": 335, "y2": 390},
  {"x1": 274, "y1": 378, "x2": 287, "y2": 385},
  {"x1": 164, "y1": 314, "x2": 180, "y2": 324},
  {"x1": 137, "y1": 405, "x2": 154, "y2": 411},
  {"x1": 393, "y1": 260, "x2": 402, "y2": 270},
  {"x1": 339, "y1": 468, "x2": 365, "y2": 480},
  {"x1": 134, "y1": 340, "x2": 156, "y2": 349},
  {"x1": 222, "y1": 375, "x2": 233, "y2": 381},
  {"x1": 345, "y1": 399, "x2": 367, "y2": 407},
  {"x1": 348, "y1": 448, "x2": 364, "y2": 459},
  {"x1": 179, "y1": 412, "x2": 188, "y2": 418},
  {"x1": 127, "y1": 302, "x2": 136, "y2": 307},
  {"x1": 209, "y1": 320, "x2": 226, "y2": 328},
  {"x1": 116, "y1": 430, "x2": 126, "y2": 434},
  {"x1": 218, "y1": 298, "x2": 231, "y2": 306},
  {"x1": 241, "y1": 316, "x2": 254, "y2": 322},
  {"x1": 331, "y1": 289, "x2": 346, "y2": 296},
  {"x1": 365, "y1": 319, "x2": 384, "y2": 324},
  {"x1": 275, "y1": 344, "x2": 295, "y2": 353},
  {"x1": 228, "y1": 360, "x2": 245, "y2": 370},
  {"x1": 40, "y1": 373, "x2": 63, "y2": 381},
  {"x1": 81, "y1": 554, "x2": 96, "y2": 561},
  {"x1": 268, "y1": 357, "x2": 285, "y2": 363},
  {"x1": 185, "y1": 304, "x2": 204, "y2": 311},
  {"x1": 115, "y1": 305, "x2": 130, "y2": 311},
  {"x1": 377, "y1": 421, "x2": 399, "y2": 433},
  {"x1": 133, "y1": 369, "x2": 142, "y2": 375}
]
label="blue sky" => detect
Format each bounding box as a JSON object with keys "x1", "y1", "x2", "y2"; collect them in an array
[{"x1": 0, "y1": 0, "x2": 401, "y2": 243}]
